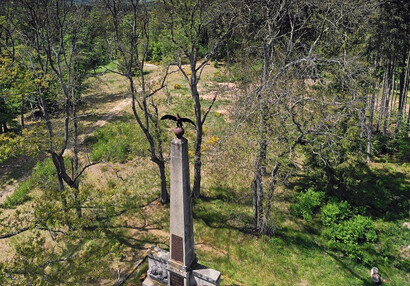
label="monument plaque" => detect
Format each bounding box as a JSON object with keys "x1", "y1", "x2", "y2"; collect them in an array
[
  {"x1": 171, "y1": 234, "x2": 183, "y2": 263},
  {"x1": 170, "y1": 272, "x2": 184, "y2": 286}
]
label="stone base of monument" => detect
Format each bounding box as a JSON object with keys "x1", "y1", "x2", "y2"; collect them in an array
[{"x1": 142, "y1": 246, "x2": 221, "y2": 286}]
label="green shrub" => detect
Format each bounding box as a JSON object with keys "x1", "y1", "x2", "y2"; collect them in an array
[
  {"x1": 324, "y1": 215, "x2": 377, "y2": 244},
  {"x1": 291, "y1": 189, "x2": 325, "y2": 220},
  {"x1": 321, "y1": 201, "x2": 351, "y2": 226},
  {"x1": 323, "y1": 215, "x2": 377, "y2": 263},
  {"x1": 396, "y1": 128, "x2": 410, "y2": 162}
]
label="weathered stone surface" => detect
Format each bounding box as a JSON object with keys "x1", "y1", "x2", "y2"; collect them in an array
[
  {"x1": 142, "y1": 276, "x2": 166, "y2": 286},
  {"x1": 146, "y1": 247, "x2": 169, "y2": 285},
  {"x1": 170, "y1": 138, "x2": 196, "y2": 268},
  {"x1": 192, "y1": 263, "x2": 221, "y2": 286}
]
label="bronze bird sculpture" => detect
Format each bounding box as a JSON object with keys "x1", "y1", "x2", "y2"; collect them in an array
[{"x1": 161, "y1": 113, "x2": 196, "y2": 138}]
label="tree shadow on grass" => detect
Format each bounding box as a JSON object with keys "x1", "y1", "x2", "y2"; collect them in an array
[
  {"x1": 82, "y1": 91, "x2": 129, "y2": 110},
  {"x1": 193, "y1": 195, "x2": 254, "y2": 234},
  {"x1": 276, "y1": 229, "x2": 373, "y2": 286},
  {"x1": 199, "y1": 186, "x2": 253, "y2": 206},
  {"x1": 103, "y1": 228, "x2": 164, "y2": 250},
  {"x1": 0, "y1": 154, "x2": 46, "y2": 200},
  {"x1": 323, "y1": 250, "x2": 373, "y2": 286},
  {"x1": 295, "y1": 162, "x2": 409, "y2": 220}
]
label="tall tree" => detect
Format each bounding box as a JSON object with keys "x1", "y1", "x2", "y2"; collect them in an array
[
  {"x1": 232, "y1": 0, "x2": 374, "y2": 234},
  {"x1": 160, "y1": 0, "x2": 233, "y2": 198},
  {"x1": 370, "y1": 0, "x2": 410, "y2": 136},
  {"x1": 0, "y1": 2, "x2": 143, "y2": 283},
  {"x1": 102, "y1": 0, "x2": 170, "y2": 203}
]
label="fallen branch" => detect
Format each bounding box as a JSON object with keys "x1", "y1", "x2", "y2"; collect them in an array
[
  {"x1": 0, "y1": 227, "x2": 30, "y2": 239},
  {"x1": 114, "y1": 255, "x2": 147, "y2": 286}
]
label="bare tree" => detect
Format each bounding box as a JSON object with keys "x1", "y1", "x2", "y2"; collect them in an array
[
  {"x1": 13, "y1": 0, "x2": 98, "y2": 217},
  {"x1": 232, "y1": 0, "x2": 375, "y2": 234},
  {"x1": 160, "y1": 0, "x2": 234, "y2": 198},
  {"x1": 102, "y1": 0, "x2": 170, "y2": 203}
]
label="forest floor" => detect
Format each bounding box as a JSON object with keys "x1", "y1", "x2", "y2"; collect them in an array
[{"x1": 0, "y1": 61, "x2": 409, "y2": 285}]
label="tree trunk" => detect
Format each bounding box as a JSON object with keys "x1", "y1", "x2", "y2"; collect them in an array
[
  {"x1": 377, "y1": 68, "x2": 387, "y2": 132},
  {"x1": 260, "y1": 162, "x2": 280, "y2": 235},
  {"x1": 367, "y1": 54, "x2": 378, "y2": 163},
  {"x1": 129, "y1": 75, "x2": 169, "y2": 204},
  {"x1": 252, "y1": 41, "x2": 270, "y2": 233},
  {"x1": 367, "y1": 92, "x2": 376, "y2": 163},
  {"x1": 252, "y1": 172, "x2": 263, "y2": 232},
  {"x1": 390, "y1": 71, "x2": 396, "y2": 118},
  {"x1": 51, "y1": 153, "x2": 68, "y2": 210},
  {"x1": 191, "y1": 57, "x2": 203, "y2": 199},
  {"x1": 253, "y1": 113, "x2": 268, "y2": 233},
  {"x1": 20, "y1": 94, "x2": 25, "y2": 130},
  {"x1": 382, "y1": 60, "x2": 393, "y2": 135},
  {"x1": 252, "y1": 102, "x2": 268, "y2": 233},
  {"x1": 72, "y1": 99, "x2": 82, "y2": 218},
  {"x1": 395, "y1": 51, "x2": 410, "y2": 134},
  {"x1": 159, "y1": 160, "x2": 168, "y2": 203}
]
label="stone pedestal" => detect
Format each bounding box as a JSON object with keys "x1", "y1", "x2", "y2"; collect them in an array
[{"x1": 142, "y1": 137, "x2": 220, "y2": 286}]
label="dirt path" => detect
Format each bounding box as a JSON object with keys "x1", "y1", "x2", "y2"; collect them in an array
[{"x1": 95, "y1": 98, "x2": 132, "y2": 128}]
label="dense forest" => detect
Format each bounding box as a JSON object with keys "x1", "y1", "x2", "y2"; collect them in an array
[{"x1": 0, "y1": 0, "x2": 409, "y2": 285}]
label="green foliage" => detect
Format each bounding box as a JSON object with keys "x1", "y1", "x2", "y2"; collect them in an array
[
  {"x1": 302, "y1": 121, "x2": 368, "y2": 201},
  {"x1": 291, "y1": 189, "x2": 325, "y2": 220},
  {"x1": 324, "y1": 215, "x2": 377, "y2": 244},
  {"x1": 148, "y1": 37, "x2": 175, "y2": 63},
  {"x1": 90, "y1": 122, "x2": 150, "y2": 163},
  {"x1": 323, "y1": 215, "x2": 377, "y2": 264},
  {"x1": 0, "y1": 126, "x2": 47, "y2": 163},
  {"x1": 396, "y1": 129, "x2": 410, "y2": 161},
  {"x1": 374, "y1": 127, "x2": 410, "y2": 161},
  {"x1": 299, "y1": 120, "x2": 409, "y2": 219},
  {"x1": 321, "y1": 201, "x2": 352, "y2": 227}
]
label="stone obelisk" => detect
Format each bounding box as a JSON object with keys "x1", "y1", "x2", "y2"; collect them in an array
[
  {"x1": 167, "y1": 137, "x2": 197, "y2": 286},
  {"x1": 142, "y1": 133, "x2": 220, "y2": 286}
]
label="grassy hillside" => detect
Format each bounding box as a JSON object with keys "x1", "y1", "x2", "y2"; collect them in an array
[{"x1": 1, "y1": 64, "x2": 409, "y2": 285}]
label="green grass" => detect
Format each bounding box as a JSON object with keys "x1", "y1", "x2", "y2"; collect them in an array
[
  {"x1": 88, "y1": 121, "x2": 150, "y2": 163},
  {"x1": 1, "y1": 158, "x2": 57, "y2": 208},
  {"x1": 192, "y1": 186, "x2": 409, "y2": 286},
  {"x1": 94, "y1": 61, "x2": 118, "y2": 73},
  {"x1": 1, "y1": 180, "x2": 31, "y2": 208}
]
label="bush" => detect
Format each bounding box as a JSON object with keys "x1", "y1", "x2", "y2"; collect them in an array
[
  {"x1": 324, "y1": 215, "x2": 377, "y2": 244},
  {"x1": 323, "y1": 215, "x2": 377, "y2": 263},
  {"x1": 321, "y1": 201, "x2": 351, "y2": 226},
  {"x1": 396, "y1": 128, "x2": 410, "y2": 162},
  {"x1": 291, "y1": 189, "x2": 325, "y2": 220}
]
